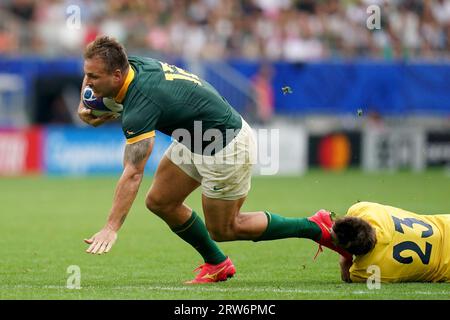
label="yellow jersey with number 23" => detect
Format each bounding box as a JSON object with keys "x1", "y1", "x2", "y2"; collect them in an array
[{"x1": 347, "y1": 202, "x2": 450, "y2": 283}]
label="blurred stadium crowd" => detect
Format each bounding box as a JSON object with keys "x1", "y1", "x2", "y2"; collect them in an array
[{"x1": 0, "y1": 0, "x2": 449, "y2": 60}]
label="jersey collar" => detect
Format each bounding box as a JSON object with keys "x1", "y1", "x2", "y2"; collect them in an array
[{"x1": 115, "y1": 66, "x2": 135, "y2": 103}]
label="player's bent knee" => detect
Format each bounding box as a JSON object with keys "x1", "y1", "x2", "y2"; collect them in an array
[
  {"x1": 145, "y1": 193, "x2": 171, "y2": 215},
  {"x1": 145, "y1": 196, "x2": 157, "y2": 214}
]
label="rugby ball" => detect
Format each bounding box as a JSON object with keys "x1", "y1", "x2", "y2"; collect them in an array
[{"x1": 82, "y1": 86, "x2": 123, "y2": 117}]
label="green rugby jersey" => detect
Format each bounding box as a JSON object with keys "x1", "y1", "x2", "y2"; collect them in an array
[{"x1": 115, "y1": 56, "x2": 242, "y2": 154}]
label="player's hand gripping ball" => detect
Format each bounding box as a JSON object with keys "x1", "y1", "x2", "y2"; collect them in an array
[{"x1": 82, "y1": 86, "x2": 123, "y2": 117}]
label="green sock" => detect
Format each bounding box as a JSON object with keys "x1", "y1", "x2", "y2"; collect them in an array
[
  {"x1": 171, "y1": 211, "x2": 227, "y2": 265},
  {"x1": 254, "y1": 212, "x2": 321, "y2": 242}
]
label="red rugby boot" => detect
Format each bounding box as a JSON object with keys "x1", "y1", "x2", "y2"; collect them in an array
[
  {"x1": 185, "y1": 257, "x2": 236, "y2": 284},
  {"x1": 308, "y1": 210, "x2": 352, "y2": 260}
]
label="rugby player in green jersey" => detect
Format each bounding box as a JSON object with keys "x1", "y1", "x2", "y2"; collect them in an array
[{"x1": 78, "y1": 36, "x2": 345, "y2": 283}]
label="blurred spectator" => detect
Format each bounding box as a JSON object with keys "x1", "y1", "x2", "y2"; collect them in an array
[
  {"x1": 0, "y1": 0, "x2": 448, "y2": 60},
  {"x1": 251, "y1": 62, "x2": 275, "y2": 124},
  {"x1": 8, "y1": 0, "x2": 35, "y2": 21},
  {"x1": 0, "y1": 21, "x2": 19, "y2": 54}
]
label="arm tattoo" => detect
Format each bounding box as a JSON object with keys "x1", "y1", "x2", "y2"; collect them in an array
[{"x1": 124, "y1": 139, "x2": 151, "y2": 166}]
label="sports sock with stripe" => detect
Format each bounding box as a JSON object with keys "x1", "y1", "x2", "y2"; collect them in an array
[
  {"x1": 254, "y1": 212, "x2": 321, "y2": 241},
  {"x1": 171, "y1": 210, "x2": 227, "y2": 265}
]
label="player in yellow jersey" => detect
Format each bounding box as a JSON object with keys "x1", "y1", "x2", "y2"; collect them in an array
[{"x1": 331, "y1": 201, "x2": 450, "y2": 283}]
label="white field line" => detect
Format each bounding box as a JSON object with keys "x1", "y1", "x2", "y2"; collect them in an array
[{"x1": 1, "y1": 284, "x2": 450, "y2": 296}]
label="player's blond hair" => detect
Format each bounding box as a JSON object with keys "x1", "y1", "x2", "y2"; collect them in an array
[{"x1": 84, "y1": 36, "x2": 129, "y2": 74}]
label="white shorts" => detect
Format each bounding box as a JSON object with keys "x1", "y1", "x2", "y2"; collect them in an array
[{"x1": 164, "y1": 119, "x2": 256, "y2": 200}]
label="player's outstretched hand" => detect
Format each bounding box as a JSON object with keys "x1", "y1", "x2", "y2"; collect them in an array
[
  {"x1": 78, "y1": 106, "x2": 118, "y2": 127},
  {"x1": 84, "y1": 227, "x2": 118, "y2": 254}
]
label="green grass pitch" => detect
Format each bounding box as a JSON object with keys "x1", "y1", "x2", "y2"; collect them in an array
[{"x1": 1, "y1": 170, "x2": 449, "y2": 299}]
